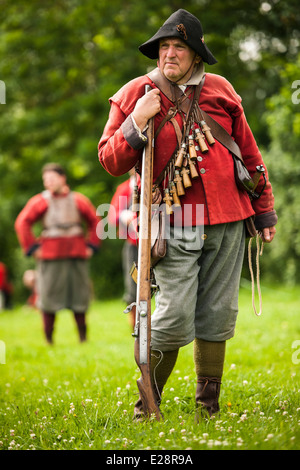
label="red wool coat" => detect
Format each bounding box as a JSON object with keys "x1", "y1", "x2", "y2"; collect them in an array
[
  {"x1": 15, "y1": 190, "x2": 100, "y2": 260},
  {"x1": 108, "y1": 178, "x2": 138, "y2": 245},
  {"x1": 98, "y1": 72, "x2": 277, "y2": 228}
]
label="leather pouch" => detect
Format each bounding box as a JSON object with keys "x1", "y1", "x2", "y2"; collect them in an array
[
  {"x1": 232, "y1": 156, "x2": 257, "y2": 238},
  {"x1": 232, "y1": 155, "x2": 255, "y2": 195},
  {"x1": 151, "y1": 209, "x2": 166, "y2": 267},
  {"x1": 151, "y1": 189, "x2": 167, "y2": 267}
]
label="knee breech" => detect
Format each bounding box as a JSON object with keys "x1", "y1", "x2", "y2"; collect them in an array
[{"x1": 151, "y1": 222, "x2": 245, "y2": 351}]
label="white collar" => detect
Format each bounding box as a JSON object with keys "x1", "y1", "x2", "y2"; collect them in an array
[{"x1": 178, "y1": 61, "x2": 205, "y2": 92}]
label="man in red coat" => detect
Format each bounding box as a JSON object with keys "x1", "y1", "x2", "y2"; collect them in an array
[
  {"x1": 98, "y1": 9, "x2": 277, "y2": 418},
  {"x1": 15, "y1": 163, "x2": 100, "y2": 344},
  {"x1": 108, "y1": 169, "x2": 138, "y2": 328}
]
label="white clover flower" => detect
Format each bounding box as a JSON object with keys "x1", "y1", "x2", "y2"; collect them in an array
[
  {"x1": 214, "y1": 440, "x2": 222, "y2": 446},
  {"x1": 239, "y1": 414, "x2": 247, "y2": 422}
]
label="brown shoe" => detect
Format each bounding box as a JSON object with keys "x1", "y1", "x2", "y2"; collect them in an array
[
  {"x1": 133, "y1": 397, "x2": 145, "y2": 421},
  {"x1": 195, "y1": 376, "x2": 221, "y2": 418},
  {"x1": 133, "y1": 395, "x2": 163, "y2": 422}
]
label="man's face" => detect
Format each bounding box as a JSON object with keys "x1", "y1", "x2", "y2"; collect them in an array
[
  {"x1": 42, "y1": 170, "x2": 66, "y2": 194},
  {"x1": 158, "y1": 37, "x2": 199, "y2": 84}
]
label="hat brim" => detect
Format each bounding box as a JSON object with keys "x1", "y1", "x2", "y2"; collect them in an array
[{"x1": 139, "y1": 29, "x2": 217, "y2": 65}]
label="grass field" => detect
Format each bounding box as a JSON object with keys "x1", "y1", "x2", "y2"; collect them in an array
[{"x1": 0, "y1": 283, "x2": 299, "y2": 452}]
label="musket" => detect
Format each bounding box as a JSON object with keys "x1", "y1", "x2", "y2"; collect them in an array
[{"x1": 132, "y1": 84, "x2": 162, "y2": 421}]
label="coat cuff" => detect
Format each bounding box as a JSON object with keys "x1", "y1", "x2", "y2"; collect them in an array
[
  {"x1": 26, "y1": 243, "x2": 40, "y2": 257},
  {"x1": 254, "y1": 210, "x2": 278, "y2": 230},
  {"x1": 87, "y1": 242, "x2": 99, "y2": 253},
  {"x1": 121, "y1": 114, "x2": 147, "y2": 150}
]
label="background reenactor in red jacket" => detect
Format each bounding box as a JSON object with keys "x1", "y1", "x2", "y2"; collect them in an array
[
  {"x1": 15, "y1": 163, "x2": 100, "y2": 344},
  {"x1": 0, "y1": 262, "x2": 13, "y2": 310},
  {"x1": 108, "y1": 169, "x2": 139, "y2": 329}
]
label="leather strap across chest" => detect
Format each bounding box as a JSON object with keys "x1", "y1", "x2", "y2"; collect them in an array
[
  {"x1": 147, "y1": 68, "x2": 245, "y2": 165},
  {"x1": 147, "y1": 68, "x2": 199, "y2": 115},
  {"x1": 147, "y1": 69, "x2": 205, "y2": 187}
]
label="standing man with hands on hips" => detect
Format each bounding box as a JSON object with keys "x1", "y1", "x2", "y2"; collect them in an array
[{"x1": 98, "y1": 9, "x2": 277, "y2": 418}]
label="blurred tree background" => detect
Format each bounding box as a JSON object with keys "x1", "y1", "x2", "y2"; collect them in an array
[{"x1": 0, "y1": 0, "x2": 299, "y2": 302}]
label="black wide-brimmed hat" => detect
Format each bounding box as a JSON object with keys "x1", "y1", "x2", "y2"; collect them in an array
[{"x1": 139, "y1": 9, "x2": 217, "y2": 65}]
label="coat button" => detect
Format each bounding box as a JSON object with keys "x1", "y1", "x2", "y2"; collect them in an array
[
  {"x1": 197, "y1": 156, "x2": 203, "y2": 162},
  {"x1": 200, "y1": 168, "x2": 206, "y2": 174}
]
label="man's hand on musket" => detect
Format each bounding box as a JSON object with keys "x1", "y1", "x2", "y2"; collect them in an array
[{"x1": 132, "y1": 88, "x2": 161, "y2": 131}]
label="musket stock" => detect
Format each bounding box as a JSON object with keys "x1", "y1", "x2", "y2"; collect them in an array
[{"x1": 134, "y1": 84, "x2": 162, "y2": 421}]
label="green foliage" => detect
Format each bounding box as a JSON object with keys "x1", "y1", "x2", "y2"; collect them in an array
[
  {"x1": 260, "y1": 54, "x2": 300, "y2": 284},
  {"x1": 0, "y1": 0, "x2": 299, "y2": 299}
]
